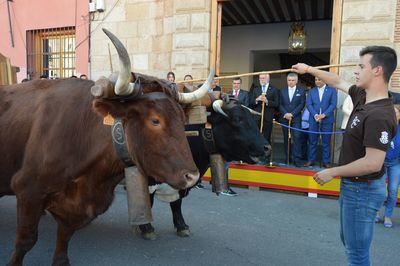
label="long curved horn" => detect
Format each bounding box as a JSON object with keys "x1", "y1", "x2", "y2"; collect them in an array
[
  {"x1": 241, "y1": 105, "x2": 261, "y2": 116},
  {"x1": 102, "y1": 28, "x2": 135, "y2": 96},
  {"x1": 178, "y1": 69, "x2": 215, "y2": 104},
  {"x1": 212, "y1": 99, "x2": 228, "y2": 117}
]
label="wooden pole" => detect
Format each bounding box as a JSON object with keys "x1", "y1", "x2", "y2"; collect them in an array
[
  {"x1": 6, "y1": 0, "x2": 14, "y2": 47},
  {"x1": 176, "y1": 63, "x2": 357, "y2": 83},
  {"x1": 287, "y1": 119, "x2": 291, "y2": 165},
  {"x1": 259, "y1": 92, "x2": 266, "y2": 133}
]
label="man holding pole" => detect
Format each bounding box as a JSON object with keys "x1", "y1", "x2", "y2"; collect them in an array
[
  {"x1": 279, "y1": 73, "x2": 306, "y2": 166},
  {"x1": 292, "y1": 46, "x2": 397, "y2": 265},
  {"x1": 251, "y1": 74, "x2": 280, "y2": 159}
]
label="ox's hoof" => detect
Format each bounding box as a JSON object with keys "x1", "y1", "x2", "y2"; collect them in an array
[
  {"x1": 176, "y1": 228, "x2": 191, "y2": 237},
  {"x1": 134, "y1": 226, "x2": 157, "y2": 240}
]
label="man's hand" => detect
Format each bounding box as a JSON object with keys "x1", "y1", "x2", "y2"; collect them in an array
[
  {"x1": 313, "y1": 169, "x2": 334, "y2": 186},
  {"x1": 256, "y1": 94, "x2": 267, "y2": 104},
  {"x1": 283, "y1": 113, "x2": 293, "y2": 120},
  {"x1": 291, "y1": 63, "x2": 310, "y2": 74},
  {"x1": 314, "y1": 114, "x2": 326, "y2": 122}
]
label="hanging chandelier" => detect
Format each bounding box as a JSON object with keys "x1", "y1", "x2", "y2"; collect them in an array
[{"x1": 288, "y1": 22, "x2": 307, "y2": 54}]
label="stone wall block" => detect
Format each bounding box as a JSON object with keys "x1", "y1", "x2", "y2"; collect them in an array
[
  {"x1": 174, "y1": 14, "x2": 190, "y2": 32},
  {"x1": 343, "y1": 1, "x2": 396, "y2": 22},
  {"x1": 138, "y1": 20, "x2": 157, "y2": 36},
  {"x1": 173, "y1": 33, "x2": 209, "y2": 49},
  {"x1": 172, "y1": 53, "x2": 187, "y2": 66},
  {"x1": 117, "y1": 21, "x2": 138, "y2": 38},
  {"x1": 152, "y1": 35, "x2": 173, "y2": 53},
  {"x1": 342, "y1": 22, "x2": 395, "y2": 43},
  {"x1": 126, "y1": 2, "x2": 159, "y2": 20},
  {"x1": 175, "y1": 0, "x2": 209, "y2": 13},
  {"x1": 191, "y1": 13, "x2": 210, "y2": 31},
  {"x1": 132, "y1": 54, "x2": 149, "y2": 70}
]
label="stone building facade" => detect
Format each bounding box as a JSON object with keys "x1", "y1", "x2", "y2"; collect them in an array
[
  {"x1": 90, "y1": 0, "x2": 213, "y2": 82},
  {"x1": 339, "y1": 0, "x2": 400, "y2": 91},
  {"x1": 90, "y1": 0, "x2": 400, "y2": 90}
]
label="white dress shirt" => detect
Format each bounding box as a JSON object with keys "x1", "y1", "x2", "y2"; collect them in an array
[
  {"x1": 288, "y1": 86, "x2": 296, "y2": 102},
  {"x1": 261, "y1": 83, "x2": 269, "y2": 94},
  {"x1": 318, "y1": 85, "x2": 326, "y2": 102}
]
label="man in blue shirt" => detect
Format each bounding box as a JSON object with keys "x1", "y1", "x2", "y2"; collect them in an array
[{"x1": 304, "y1": 77, "x2": 337, "y2": 168}]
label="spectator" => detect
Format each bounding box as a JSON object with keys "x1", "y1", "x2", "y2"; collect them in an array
[
  {"x1": 279, "y1": 72, "x2": 306, "y2": 166},
  {"x1": 39, "y1": 74, "x2": 48, "y2": 80},
  {"x1": 21, "y1": 78, "x2": 30, "y2": 83},
  {"x1": 376, "y1": 104, "x2": 400, "y2": 228},
  {"x1": 70, "y1": 75, "x2": 78, "y2": 79},
  {"x1": 167, "y1": 71, "x2": 175, "y2": 82},
  {"x1": 299, "y1": 107, "x2": 310, "y2": 163},
  {"x1": 209, "y1": 75, "x2": 221, "y2": 92},
  {"x1": 184, "y1": 74, "x2": 194, "y2": 92},
  {"x1": 251, "y1": 74, "x2": 280, "y2": 151},
  {"x1": 220, "y1": 162, "x2": 237, "y2": 196},
  {"x1": 230, "y1": 77, "x2": 249, "y2": 107},
  {"x1": 80, "y1": 74, "x2": 88, "y2": 79},
  {"x1": 304, "y1": 77, "x2": 337, "y2": 168}
]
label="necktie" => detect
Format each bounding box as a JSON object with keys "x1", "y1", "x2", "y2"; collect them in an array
[
  {"x1": 234, "y1": 90, "x2": 238, "y2": 98},
  {"x1": 262, "y1": 85, "x2": 266, "y2": 94}
]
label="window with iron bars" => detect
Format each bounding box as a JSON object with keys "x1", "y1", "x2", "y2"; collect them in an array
[{"x1": 27, "y1": 27, "x2": 76, "y2": 79}]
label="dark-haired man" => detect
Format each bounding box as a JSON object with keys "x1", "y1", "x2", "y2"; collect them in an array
[
  {"x1": 230, "y1": 77, "x2": 249, "y2": 107},
  {"x1": 292, "y1": 46, "x2": 398, "y2": 266}
]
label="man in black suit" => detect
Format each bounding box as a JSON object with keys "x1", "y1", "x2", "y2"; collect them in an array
[
  {"x1": 230, "y1": 77, "x2": 249, "y2": 107},
  {"x1": 251, "y1": 74, "x2": 280, "y2": 146},
  {"x1": 279, "y1": 72, "x2": 306, "y2": 166}
]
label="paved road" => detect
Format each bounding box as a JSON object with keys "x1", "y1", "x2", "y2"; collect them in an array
[{"x1": 1, "y1": 184, "x2": 400, "y2": 266}]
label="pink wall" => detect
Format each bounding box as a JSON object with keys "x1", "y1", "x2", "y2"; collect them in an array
[{"x1": 0, "y1": 0, "x2": 89, "y2": 81}]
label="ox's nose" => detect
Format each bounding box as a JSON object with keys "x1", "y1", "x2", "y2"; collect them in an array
[{"x1": 184, "y1": 171, "x2": 200, "y2": 188}]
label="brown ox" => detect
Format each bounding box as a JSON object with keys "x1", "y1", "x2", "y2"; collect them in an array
[{"x1": 0, "y1": 29, "x2": 211, "y2": 266}]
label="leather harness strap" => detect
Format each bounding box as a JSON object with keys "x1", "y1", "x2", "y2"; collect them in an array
[
  {"x1": 202, "y1": 122, "x2": 218, "y2": 154},
  {"x1": 111, "y1": 118, "x2": 135, "y2": 167}
]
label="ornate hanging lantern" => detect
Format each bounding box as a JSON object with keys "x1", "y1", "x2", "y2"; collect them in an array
[{"x1": 288, "y1": 22, "x2": 307, "y2": 54}]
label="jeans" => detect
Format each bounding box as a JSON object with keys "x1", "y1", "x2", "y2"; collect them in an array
[
  {"x1": 339, "y1": 177, "x2": 386, "y2": 266},
  {"x1": 384, "y1": 158, "x2": 400, "y2": 218}
]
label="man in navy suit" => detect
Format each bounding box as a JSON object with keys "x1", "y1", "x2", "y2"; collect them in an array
[
  {"x1": 279, "y1": 72, "x2": 306, "y2": 166},
  {"x1": 230, "y1": 77, "x2": 249, "y2": 107},
  {"x1": 304, "y1": 77, "x2": 337, "y2": 168},
  {"x1": 251, "y1": 74, "x2": 280, "y2": 146}
]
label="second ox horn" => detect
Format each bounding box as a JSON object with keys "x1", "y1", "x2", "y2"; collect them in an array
[{"x1": 178, "y1": 70, "x2": 215, "y2": 104}]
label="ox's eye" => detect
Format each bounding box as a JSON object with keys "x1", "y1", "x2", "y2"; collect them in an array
[{"x1": 151, "y1": 118, "x2": 160, "y2": 126}]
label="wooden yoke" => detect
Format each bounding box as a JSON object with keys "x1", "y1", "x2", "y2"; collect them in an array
[{"x1": 90, "y1": 73, "x2": 119, "y2": 98}]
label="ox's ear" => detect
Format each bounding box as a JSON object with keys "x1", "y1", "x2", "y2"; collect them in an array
[{"x1": 92, "y1": 99, "x2": 126, "y2": 118}]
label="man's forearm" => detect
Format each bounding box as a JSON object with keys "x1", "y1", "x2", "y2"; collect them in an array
[
  {"x1": 329, "y1": 157, "x2": 382, "y2": 178},
  {"x1": 307, "y1": 67, "x2": 341, "y2": 88}
]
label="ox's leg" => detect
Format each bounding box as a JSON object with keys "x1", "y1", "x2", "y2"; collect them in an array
[
  {"x1": 137, "y1": 192, "x2": 157, "y2": 240},
  {"x1": 7, "y1": 195, "x2": 44, "y2": 266},
  {"x1": 52, "y1": 224, "x2": 74, "y2": 266},
  {"x1": 170, "y1": 198, "x2": 190, "y2": 237}
]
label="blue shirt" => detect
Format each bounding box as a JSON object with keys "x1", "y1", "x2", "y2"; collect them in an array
[
  {"x1": 386, "y1": 124, "x2": 400, "y2": 160},
  {"x1": 301, "y1": 109, "x2": 310, "y2": 129}
]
